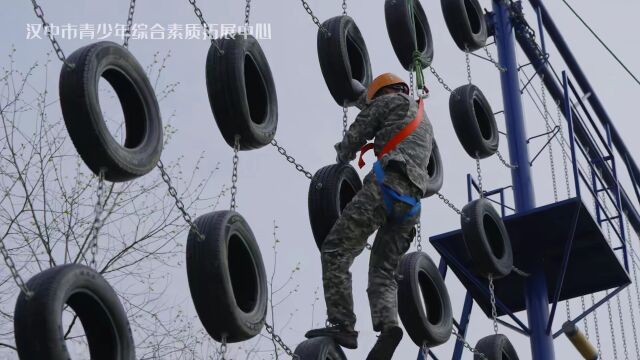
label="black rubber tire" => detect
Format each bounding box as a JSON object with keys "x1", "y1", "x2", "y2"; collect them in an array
[
  {"x1": 398, "y1": 251, "x2": 453, "y2": 347},
  {"x1": 206, "y1": 35, "x2": 278, "y2": 150},
  {"x1": 308, "y1": 164, "x2": 362, "y2": 250},
  {"x1": 474, "y1": 334, "x2": 520, "y2": 360},
  {"x1": 385, "y1": 0, "x2": 434, "y2": 70},
  {"x1": 424, "y1": 139, "x2": 444, "y2": 198},
  {"x1": 294, "y1": 337, "x2": 347, "y2": 360},
  {"x1": 318, "y1": 16, "x2": 372, "y2": 107},
  {"x1": 441, "y1": 0, "x2": 488, "y2": 51},
  {"x1": 449, "y1": 84, "x2": 499, "y2": 159},
  {"x1": 186, "y1": 210, "x2": 268, "y2": 342},
  {"x1": 59, "y1": 41, "x2": 163, "y2": 182},
  {"x1": 14, "y1": 264, "x2": 135, "y2": 360},
  {"x1": 461, "y1": 198, "x2": 513, "y2": 279}
]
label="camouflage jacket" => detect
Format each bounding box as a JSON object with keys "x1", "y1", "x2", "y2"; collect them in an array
[{"x1": 335, "y1": 92, "x2": 434, "y2": 196}]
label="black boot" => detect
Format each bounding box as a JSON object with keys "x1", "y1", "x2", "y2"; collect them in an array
[
  {"x1": 304, "y1": 323, "x2": 358, "y2": 349},
  {"x1": 366, "y1": 326, "x2": 403, "y2": 360}
]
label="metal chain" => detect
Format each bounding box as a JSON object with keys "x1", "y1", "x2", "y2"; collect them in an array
[
  {"x1": 89, "y1": 170, "x2": 106, "y2": 269},
  {"x1": 617, "y1": 291, "x2": 630, "y2": 360},
  {"x1": 157, "y1": 160, "x2": 206, "y2": 241},
  {"x1": 409, "y1": 71, "x2": 415, "y2": 97},
  {"x1": 342, "y1": 0, "x2": 347, "y2": 15},
  {"x1": 565, "y1": 299, "x2": 572, "y2": 321},
  {"x1": 476, "y1": 158, "x2": 484, "y2": 198},
  {"x1": 489, "y1": 274, "x2": 499, "y2": 335},
  {"x1": 230, "y1": 136, "x2": 240, "y2": 212},
  {"x1": 580, "y1": 296, "x2": 589, "y2": 339},
  {"x1": 436, "y1": 192, "x2": 463, "y2": 216},
  {"x1": 218, "y1": 335, "x2": 228, "y2": 360},
  {"x1": 428, "y1": 66, "x2": 458, "y2": 98},
  {"x1": 0, "y1": 236, "x2": 33, "y2": 298},
  {"x1": 602, "y1": 210, "x2": 621, "y2": 360},
  {"x1": 28, "y1": 0, "x2": 73, "y2": 67},
  {"x1": 541, "y1": 76, "x2": 558, "y2": 202},
  {"x1": 270, "y1": 139, "x2": 321, "y2": 188},
  {"x1": 625, "y1": 218, "x2": 640, "y2": 357},
  {"x1": 300, "y1": 0, "x2": 330, "y2": 37},
  {"x1": 123, "y1": 0, "x2": 137, "y2": 48},
  {"x1": 465, "y1": 46, "x2": 473, "y2": 85},
  {"x1": 244, "y1": 0, "x2": 251, "y2": 27},
  {"x1": 416, "y1": 222, "x2": 423, "y2": 252},
  {"x1": 591, "y1": 293, "x2": 603, "y2": 358},
  {"x1": 342, "y1": 107, "x2": 348, "y2": 138},
  {"x1": 451, "y1": 328, "x2": 488, "y2": 360},
  {"x1": 495, "y1": 150, "x2": 517, "y2": 169},
  {"x1": 482, "y1": 45, "x2": 507, "y2": 72},
  {"x1": 265, "y1": 322, "x2": 300, "y2": 359},
  {"x1": 187, "y1": 0, "x2": 224, "y2": 53},
  {"x1": 557, "y1": 102, "x2": 572, "y2": 198}
]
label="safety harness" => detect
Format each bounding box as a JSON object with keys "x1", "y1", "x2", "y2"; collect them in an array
[{"x1": 357, "y1": 98, "x2": 424, "y2": 223}]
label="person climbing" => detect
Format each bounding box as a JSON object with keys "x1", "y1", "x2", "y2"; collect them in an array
[{"x1": 305, "y1": 73, "x2": 434, "y2": 360}]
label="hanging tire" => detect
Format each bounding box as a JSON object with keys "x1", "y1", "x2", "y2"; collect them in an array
[
  {"x1": 474, "y1": 334, "x2": 519, "y2": 360},
  {"x1": 294, "y1": 337, "x2": 347, "y2": 360},
  {"x1": 308, "y1": 164, "x2": 362, "y2": 250},
  {"x1": 186, "y1": 210, "x2": 268, "y2": 342},
  {"x1": 317, "y1": 16, "x2": 373, "y2": 107},
  {"x1": 59, "y1": 41, "x2": 163, "y2": 182},
  {"x1": 385, "y1": 0, "x2": 434, "y2": 70},
  {"x1": 441, "y1": 0, "x2": 488, "y2": 51},
  {"x1": 449, "y1": 84, "x2": 499, "y2": 159},
  {"x1": 14, "y1": 264, "x2": 136, "y2": 360},
  {"x1": 398, "y1": 251, "x2": 453, "y2": 347},
  {"x1": 206, "y1": 35, "x2": 278, "y2": 150},
  {"x1": 461, "y1": 198, "x2": 513, "y2": 279},
  {"x1": 424, "y1": 139, "x2": 444, "y2": 198}
]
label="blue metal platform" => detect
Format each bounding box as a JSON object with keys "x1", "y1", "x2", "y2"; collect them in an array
[{"x1": 430, "y1": 197, "x2": 630, "y2": 318}]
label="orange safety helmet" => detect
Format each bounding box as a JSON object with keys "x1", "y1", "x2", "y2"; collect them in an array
[{"x1": 367, "y1": 73, "x2": 409, "y2": 101}]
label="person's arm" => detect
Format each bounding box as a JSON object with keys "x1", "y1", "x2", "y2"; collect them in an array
[{"x1": 334, "y1": 94, "x2": 409, "y2": 163}]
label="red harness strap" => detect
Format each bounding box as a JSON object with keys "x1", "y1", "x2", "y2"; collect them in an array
[{"x1": 357, "y1": 98, "x2": 424, "y2": 169}]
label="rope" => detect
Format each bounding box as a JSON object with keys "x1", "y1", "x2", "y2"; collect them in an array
[{"x1": 406, "y1": 0, "x2": 426, "y2": 94}]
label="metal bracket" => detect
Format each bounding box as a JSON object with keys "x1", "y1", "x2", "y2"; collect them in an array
[{"x1": 528, "y1": 126, "x2": 560, "y2": 166}]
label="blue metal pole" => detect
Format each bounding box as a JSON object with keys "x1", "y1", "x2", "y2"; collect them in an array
[{"x1": 492, "y1": 1, "x2": 555, "y2": 359}]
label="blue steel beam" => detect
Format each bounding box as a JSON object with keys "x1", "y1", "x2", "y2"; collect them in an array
[{"x1": 492, "y1": 1, "x2": 555, "y2": 359}]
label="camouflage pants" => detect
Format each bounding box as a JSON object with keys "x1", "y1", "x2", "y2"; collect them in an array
[{"x1": 321, "y1": 167, "x2": 422, "y2": 332}]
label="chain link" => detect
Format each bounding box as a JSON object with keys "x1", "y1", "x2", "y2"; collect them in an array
[
  {"x1": 157, "y1": 160, "x2": 206, "y2": 241},
  {"x1": 187, "y1": 0, "x2": 224, "y2": 53},
  {"x1": 436, "y1": 192, "x2": 463, "y2": 216},
  {"x1": 617, "y1": 290, "x2": 630, "y2": 360},
  {"x1": 342, "y1": 0, "x2": 347, "y2": 15},
  {"x1": 123, "y1": 0, "x2": 137, "y2": 48},
  {"x1": 342, "y1": 107, "x2": 348, "y2": 138},
  {"x1": 625, "y1": 218, "x2": 640, "y2": 357},
  {"x1": 540, "y1": 77, "x2": 558, "y2": 202},
  {"x1": 495, "y1": 150, "x2": 517, "y2": 169},
  {"x1": 591, "y1": 293, "x2": 603, "y2": 358},
  {"x1": 416, "y1": 222, "x2": 422, "y2": 252},
  {"x1": 451, "y1": 328, "x2": 488, "y2": 360},
  {"x1": 557, "y1": 102, "x2": 572, "y2": 198},
  {"x1": 265, "y1": 322, "x2": 300, "y2": 359},
  {"x1": 427, "y1": 66, "x2": 459, "y2": 99},
  {"x1": 0, "y1": 234, "x2": 33, "y2": 298},
  {"x1": 270, "y1": 139, "x2": 321, "y2": 189},
  {"x1": 482, "y1": 45, "x2": 507, "y2": 72},
  {"x1": 465, "y1": 46, "x2": 473, "y2": 85},
  {"x1": 489, "y1": 274, "x2": 499, "y2": 335},
  {"x1": 218, "y1": 335, "x2": 228, "y2": 360},
  {"x1": 29, "y1": 0, "x2": 73, "y2": 67},
  {"x1": 89, "y1": 170, "x2": 106, "y2": 268},
  {"x1": 476, "y1": 158, "x2": 484, "y2": 197},
  {"x1": 409, "y1": 71, "x2": 415, "y2": 97},
  {"x1": 580, "y1": 296, "x2": 589, "y2": 339},
  {"x1": 244, "y1": 0, "x2": 251, "y2": 27},
  {"x1": 230, "y1": 136, "x2": 240, "y2": 212},
  {"x1": 565, "y1": 299, "x2": 572, "y2": 321},
  {"x1": 300, "y1": 0, "x2": 330, "y2": 37}
]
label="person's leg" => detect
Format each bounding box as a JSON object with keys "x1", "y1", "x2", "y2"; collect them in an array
[{"x1": 320, "y1": 174, "x2": 387, "y2": 329}]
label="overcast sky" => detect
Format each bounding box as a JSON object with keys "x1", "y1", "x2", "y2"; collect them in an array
[{"x1": 3, "y1": 0, "x2": 640, "y2": 359}]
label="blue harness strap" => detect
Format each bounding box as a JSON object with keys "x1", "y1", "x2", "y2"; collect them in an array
[{"x1": 373, "y1": 161, "x2": 421, "y2": 223}]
